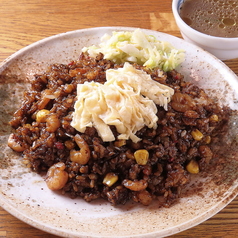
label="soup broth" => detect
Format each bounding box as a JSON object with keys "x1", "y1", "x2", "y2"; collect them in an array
[{"x1": 179, "y1": 0, "x2": 238, "y2": 38}]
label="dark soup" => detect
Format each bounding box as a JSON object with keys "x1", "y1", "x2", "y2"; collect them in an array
[{"x1": 179, "y1": 0, "x2": 238, "y2": 38}]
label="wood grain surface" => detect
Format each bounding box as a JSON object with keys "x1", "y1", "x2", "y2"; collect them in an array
[{"x1": 0, "y1": 0, "x2": 237, "y2": 237}]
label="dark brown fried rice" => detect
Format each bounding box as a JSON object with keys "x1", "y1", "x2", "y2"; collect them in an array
[{"x1": 8, "y1": 52, "x2": 232, "y2": 207}]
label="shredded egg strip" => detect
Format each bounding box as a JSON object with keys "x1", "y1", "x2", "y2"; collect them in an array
[{"x1": 71, "y1": 63, "x2": 174, "y2": 143}]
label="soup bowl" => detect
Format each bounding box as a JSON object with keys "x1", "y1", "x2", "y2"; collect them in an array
[{"x1": 172, "y1": 0, "x2": 238, "y2": 60}]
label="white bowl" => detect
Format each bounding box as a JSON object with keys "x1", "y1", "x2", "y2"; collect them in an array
[
  {"x1": 0, "y1": 27, "x2": 238, "y2": 238},
  {"x1": 172, "y1": 0, "x2": 238, "y2": 60}
]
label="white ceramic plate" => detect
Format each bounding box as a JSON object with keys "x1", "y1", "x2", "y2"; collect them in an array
[{"x1": 0, "y1": 27, "x2": 238, "y2": 238}]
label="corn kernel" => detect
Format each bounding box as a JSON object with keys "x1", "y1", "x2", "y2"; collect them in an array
[
  {"x1": 114, "y1": 139, "x2": 126, "y2": 147},
  {"x1": 134, "y1": 149, "x2": 149, "y2": 165},
  {"x1": 103, "y1": 173, "x2": 118, "y2": 187},
  {"x1": 191, "y1": 129, "x2": 203, "y2": 141},
  {"x1": 186, "y1": 160, "x2": 199, "y2": 174},
  {"x1": 36, "y1": 109, "x2": 50, "y2": 123},
  {"x1": 209, "y1": 114, "x2": 219, "y2": 122}
]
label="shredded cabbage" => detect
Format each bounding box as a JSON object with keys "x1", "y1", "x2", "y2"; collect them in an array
[{"x1": 82, "y1": 29, "x2": 185, "y2": 71}]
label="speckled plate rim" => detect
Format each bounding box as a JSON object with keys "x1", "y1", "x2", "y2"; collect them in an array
[{"x1": 0, "y1": 26, "x2": 238, "y2": 238}]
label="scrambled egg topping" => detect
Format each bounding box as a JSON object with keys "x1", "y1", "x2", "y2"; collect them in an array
[{"x1": 71, "y1": 63, "x2": 174, "y2": 143}]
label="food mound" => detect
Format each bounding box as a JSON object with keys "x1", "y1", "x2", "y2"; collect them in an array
[{"x1": 8, "y1": 52, "x2": 231, "y2": 207}]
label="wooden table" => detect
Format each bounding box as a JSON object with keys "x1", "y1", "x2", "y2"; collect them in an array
[{"x1": 0, "y1": 0, "x2": 237, "y2": 237}]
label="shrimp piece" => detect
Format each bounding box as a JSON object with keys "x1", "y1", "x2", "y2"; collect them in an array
[
  {"x1": 135, "y1": 189, "x2": 153, "y2": 206},
  {"x1": 46, "y1": 113, "x2": 61, "y2": 132},
  {"x1": 45, "y1": 162, "x2": 68, "y2": 190},
  {"x1": 122, "y1": 179, "x2": 148, "y2": 191},
  {"x1": 171, "y1": 92, "x2": 196, "y2": 112},
  {"x1": 70, "y1": 134, "x2": 90, "y2": 165},
  {"x1": 8, "y1": 133, "x2": 27, "y2": 152}
]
